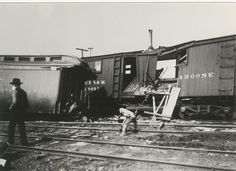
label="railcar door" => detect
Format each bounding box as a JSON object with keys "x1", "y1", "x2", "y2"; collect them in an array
[
  {"x1": 122, "y1": 57, "x2": 137, "y2": 90},
  {"x1": 58, "y1": 67, "x2": 85, "y2": 114},
  {"x1": 136, "y1": 54, "x2": 157, "y2": 84}
]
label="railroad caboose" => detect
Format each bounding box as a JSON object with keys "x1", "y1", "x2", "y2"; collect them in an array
[
  {"x1": 157, "y1": 34, "x2": 236, "y2": 119},
  {"x1": 0, "y1": 55, "x2": 95, "y2": 120}
]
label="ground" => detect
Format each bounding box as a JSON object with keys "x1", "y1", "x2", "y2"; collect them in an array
[{"x1": 0, "y1": 119, "x2": 236, "y2": 171}]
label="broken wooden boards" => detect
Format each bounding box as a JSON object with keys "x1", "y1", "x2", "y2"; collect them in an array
[{"x1": 144, "y1": 87, "x2": 181, "y2": 121}]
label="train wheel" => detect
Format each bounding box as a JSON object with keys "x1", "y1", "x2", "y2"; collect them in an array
[
  {"x1": 224, "y1": 107, "x2": 233, "y2": 121},
  {"x1": 178, "y1": 111, "x2": 188, "y2": 120},
  {"x1": 178, "y1": 105, "x2": 189, "y2": 119},
  {"x1": 225, "y1": 112, "x2": 233, "y2": 121}
]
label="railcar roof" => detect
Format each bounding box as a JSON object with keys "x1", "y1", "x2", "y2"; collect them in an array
[
  {"x1": 0, "y1": 61, "x2": 75, "y2": 67},
  {"x1": 0, "y1": 55, "x2": 82, "y2": 68},
  {"x1": 159, "y1": 34, "x2": 236, "y2": 56},
  {"x1": 84, "y1": 34, "x2": 236, "y2": 59},
  {"x1": 84, "y1": 50, "x2": 143, "y2": 59}
]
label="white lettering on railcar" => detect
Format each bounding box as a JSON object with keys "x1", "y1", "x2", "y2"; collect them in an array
[
  {"x1": 185, "y1": 75, "x2": 189, "y2": 79},
  {"x1": 85, "y1": 80, "x2": 106, "y2": 92},
  {"x1": 202, "y1": 73, "x2": 207, "y2": 78},
  {"x1": 85, "y1": 80, "x2": 106, "y2": 85},
  {"x1": 208, "y1": 72, "x2": 214, "y2": 78},
  {"x1": 86, "y1": 87, "x2": 100, "y2": 91},
  {"x1": 179, "y1": 72, "x2": 214, "y2": 80}
]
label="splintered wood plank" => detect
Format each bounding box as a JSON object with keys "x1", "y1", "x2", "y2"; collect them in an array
[{"x1": 162, "y1": 87, "x2": 181, "y2": 118}]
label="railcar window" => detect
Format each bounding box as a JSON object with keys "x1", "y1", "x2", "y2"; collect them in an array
[
  {"x1": 95, "y1": 60, "x2": 102, "y2": 72},
  {"x1": 4, "y1": 57, "x2": 15, "y2": 62},
  {"x1": 125, "y1": 65, "x2": 131, "y2": 69},
  {"x1": 125, "y1": 64, "x2": 132, "y2": 74},
  {"x1": 178, "y1": 50, "x2": 187, "y2": 64},
  {"x1": 34, "y1": 57, "x2": 46, "y2": 62},
  {"x1": 19, "y1": 57, "x2": 30, "y2": 62},
  {"x1": 125, "y1": 70, "x2": 131, "y2": 74},
  {"x1": 50, "y1": 57, "x2": 62, "y2": 61},
  {"x1": 156, "y1": 59, "x2": 176, "y2": 79}
]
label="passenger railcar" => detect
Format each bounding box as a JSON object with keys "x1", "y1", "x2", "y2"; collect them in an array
[
  {"x1": 86, "y1": 35, "x2": 236, "y2": 120},
  {"x1": 0, "y1": 55, "x2": 95, "y2": 120}
]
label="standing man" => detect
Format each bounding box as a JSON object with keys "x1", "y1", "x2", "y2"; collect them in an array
[
  {"x1": 8, "y1": 78, "x2": 28, "y2": 146},
  {"x1": 119, "y1": 108, "x2": 138, "y2": 136}
]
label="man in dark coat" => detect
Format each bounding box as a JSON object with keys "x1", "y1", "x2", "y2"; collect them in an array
[{"x1": 8, "y1": 78, "x2": 28, "y2": 145}]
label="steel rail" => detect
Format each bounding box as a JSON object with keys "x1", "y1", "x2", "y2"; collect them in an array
[
  {"x1": 1, "y1": 123, "x2": 235, "y2": 134},
  {"x1": 33, "y1": 121, "x2": 236, "y2": 128},
  {"x1": 1, "y1": 134, "x2": 236, "y2": 155},
  {"x1": 108, "y1": 119, "x2": 236, "y2": 124},
  {"x1": 8, "y1": 145, "x2": 236, "y2": 171},
  {"x1": 0, "y1": 120, "x2": 235, "y2": 127},
  {"x1": 1, "y1": 120, "x2": 236, "y2": 128},
  {"x1": 52, "y1": 137, "x2": 236, "y2": 155},
  {"x1": 23, "y1": 125, "x2": 236, "y2": 134}
]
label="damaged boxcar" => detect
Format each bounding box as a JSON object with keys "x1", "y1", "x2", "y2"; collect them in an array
[
  {"x1": 85, "y1": 50, "x2": 160, "y2": 98},
  {"x1": 0, "y1": 55, "x2": 95, "y2": 120},
  {"x1": 83, "y1": 50, "x2": 159, "y2": 116},
  {"x1": 85, "y1": 34, "x2": 236, "y2": 120}
]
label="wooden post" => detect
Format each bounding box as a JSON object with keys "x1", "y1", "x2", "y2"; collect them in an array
[
  {"x1": 156, "y1": 95, "x2": 166, "y2": 114},
  {"x1": 163, "y1": 86, "x2": 171, "y2": 110},
  {"x1": 233, "y1": 55, "x2": 236, "y2": 120},
  {"x1": 152, "y1": 96, "x2": 156, "y2": 113},
  {"x1": 144, "y1": 55, "x2": 150, "y2": 84},
  {"x1": 233, "y1": 105, "x2": 236, "y2": 120}
]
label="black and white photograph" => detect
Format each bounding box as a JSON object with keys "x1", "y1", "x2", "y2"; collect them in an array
[{"x1": 0, "y1": 1, "x2": 236, "y2": 170}]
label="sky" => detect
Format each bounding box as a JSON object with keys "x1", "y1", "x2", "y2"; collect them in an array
[{"x1": 0, "y1": 3, "x2": 235, "y2": 57}]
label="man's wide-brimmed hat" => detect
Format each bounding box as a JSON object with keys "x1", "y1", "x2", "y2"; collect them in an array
[{"x1": 10, "y1": 78, "x2": 23, "y2": 85}]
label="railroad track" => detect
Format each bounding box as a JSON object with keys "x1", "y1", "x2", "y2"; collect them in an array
[
  {"x1": 1, "y1": 134, "x2": 235, "y2": 155},
  {"x1": 7, "y1": 144, "x2": 236, "y2": 171},
  {"x1": 106, "y1": 119, "x2": 236, "y2": 125},
  {"x1": 1, "y1": 123, "x2": 236, "y2": 135},
  {"x1": 1, "y1": 120, "x2": 236, "y2": 128},
  {"x1": 1, "y1": 124, "x2": 236, "y2": 135},
  {"x1": 29, "y1": 121, "x2": 236, "y2": 128},
  {"x1": 1, "y1": 121, "x2": 236, "y2": 170}
]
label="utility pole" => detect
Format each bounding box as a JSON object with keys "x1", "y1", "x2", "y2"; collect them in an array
[
  {"x1": 148, "y1": 29, "x2": 154, "y2": 50},
  {"x1": 75, "y1": 48, "x2": 88, "y2": 58},
  {"x1": 88, "y1": 47, "x2": 93, "y2": 57}
]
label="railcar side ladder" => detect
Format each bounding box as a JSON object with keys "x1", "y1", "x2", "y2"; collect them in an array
[
  {"x1": 218, "y1": 43, "x2": 235, "y2": 99},
  {"x1": 112, "y1": 57, "x2": 121, "y2": 98}
]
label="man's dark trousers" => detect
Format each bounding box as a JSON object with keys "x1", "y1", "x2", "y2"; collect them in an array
[{"x1": 8, "y1": 111, "x2": 27, "y2": 145}]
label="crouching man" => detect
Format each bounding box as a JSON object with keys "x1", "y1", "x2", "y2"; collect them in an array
[{"x1": 119, "y1": 108, "x2": 138, "y2": 136}]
